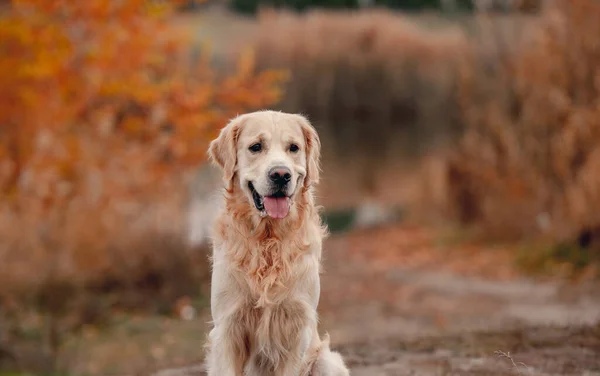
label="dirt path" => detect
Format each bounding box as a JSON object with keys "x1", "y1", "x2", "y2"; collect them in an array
[
  {"x1": 156, "y1": 224, "x2": 600, "y2": 376},
  {"x1": 318, "y1": 225, "x2": 600, "y2": 375}
]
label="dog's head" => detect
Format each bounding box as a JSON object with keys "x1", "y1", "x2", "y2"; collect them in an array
[{"x1": 208, "y1": 111, "x2": 320, "y2": 220}]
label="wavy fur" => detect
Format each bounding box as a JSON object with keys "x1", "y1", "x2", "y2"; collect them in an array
[{"x1": 205, "y1": 111, "x2": 349, "y2": 376}]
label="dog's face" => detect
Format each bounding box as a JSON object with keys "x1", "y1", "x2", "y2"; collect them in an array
[{"x1": 208, "y1": 111, "x2": 320, "y2": 220}]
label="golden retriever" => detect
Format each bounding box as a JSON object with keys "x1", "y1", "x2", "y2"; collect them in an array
[{"x1": 205, "y1": 111, "x2": 349, "y2": 376}]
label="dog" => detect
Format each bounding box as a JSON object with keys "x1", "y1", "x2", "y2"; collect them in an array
[{"x1": 205, "y1": 111, "x2": 349, "y2": 376}]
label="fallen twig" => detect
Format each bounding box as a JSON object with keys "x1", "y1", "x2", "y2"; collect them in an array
[{"x1": 494, "y1": 350, "x2": 531, "y2": 375}]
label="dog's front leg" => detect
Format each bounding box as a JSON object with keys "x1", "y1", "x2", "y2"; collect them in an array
[
  {"x1": 206, "y1": 321, "x2": 248, "y2": 376},
  {"x1": 206, "y1": 261, "x2": 249, "y2": 375},
  {"x1": 274, "y1": 326, "x2": 313, "y2": 376}
]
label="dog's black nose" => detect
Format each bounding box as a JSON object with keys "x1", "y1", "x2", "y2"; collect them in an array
[{"x1": 269, "y1": 166, "x2": 292, "y2": 186}]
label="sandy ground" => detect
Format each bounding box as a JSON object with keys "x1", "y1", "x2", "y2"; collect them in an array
[{"x1": 320, "y1": 226, "x2": 600, "y2": 375}]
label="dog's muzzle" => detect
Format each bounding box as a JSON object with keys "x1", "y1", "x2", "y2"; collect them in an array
[{"x1": 248, "y1": 181, "x2": 292, "y2": 220}]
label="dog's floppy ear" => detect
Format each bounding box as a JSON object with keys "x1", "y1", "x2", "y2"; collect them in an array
[
  {"x1": 208, "y1": 115, "x2": 245, "y2": 187},
  {"x1": 295, "y1": 114, "x2": 321, "y2": 188}
]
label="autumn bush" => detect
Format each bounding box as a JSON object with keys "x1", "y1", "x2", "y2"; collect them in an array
[
  {"x1": 0, "y1": 0, "x2": 283, "y2": 369},
  {"x1": 448, "y1": 0, "x2": 600, "y2": 249}
]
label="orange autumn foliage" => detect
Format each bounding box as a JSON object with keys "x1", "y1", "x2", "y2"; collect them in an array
[{"x1": 0, "y1": 0, "x2": 285, "y2": 294}]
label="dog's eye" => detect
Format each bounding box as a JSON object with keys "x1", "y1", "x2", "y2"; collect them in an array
[
  {"x1": 249, "y1": 143, "x2": 262, "y2": 153},
  {"x1": 289, "y1": 144, "x2": 299, "y2": 153}
]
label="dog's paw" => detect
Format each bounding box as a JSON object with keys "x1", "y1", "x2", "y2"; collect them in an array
[{"x1": 309, "y1": 334, "x2": 350, "y2": 376}]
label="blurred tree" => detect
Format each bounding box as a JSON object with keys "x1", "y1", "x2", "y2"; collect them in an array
[
  {"x1": 0, "y1": 0, "x2": 285, "y2": 367},
  {"x1": 0, "y1": 0, "x2": 285, "y2": 219}
]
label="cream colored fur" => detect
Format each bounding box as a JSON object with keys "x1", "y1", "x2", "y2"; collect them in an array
[{"x1": 205, "y1": 111, "x2": 349, "y2": 376}]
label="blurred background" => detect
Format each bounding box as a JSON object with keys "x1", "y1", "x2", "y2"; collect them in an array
[{"x1": 1, "y1": 0, "x2": 600, "y2": 375}]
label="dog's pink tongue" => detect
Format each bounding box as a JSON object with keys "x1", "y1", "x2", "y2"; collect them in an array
[{"x1": 263, "y1": 196, "x2": 290, "y2": 219}]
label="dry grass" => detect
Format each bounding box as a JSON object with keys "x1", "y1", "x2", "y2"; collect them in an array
[
  {"x1": 249, "y1": 2, "x2": 600, "y2": 266},
  {"x1": 253, "y1": 9, "x2": 469, "y2": 200},
  {"x1": 249, "y1": 8, "x2": 534, "y2": 215},
  {"x1": 494, "y1": 350, "x2": 531, "y2": 375},
  {"x1": 0, "y1": 177, "x2": 211, "y2": 374},
  {"x1": 449, "y1": 0, "x2": 600, "y2": 247}
]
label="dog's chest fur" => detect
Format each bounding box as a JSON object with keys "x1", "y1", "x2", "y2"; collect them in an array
[
  {"x1": 215, "y1": 213, "x2": 320, "y2": 372},
  {"x1": 228, "y1": 222, "x2": 311, "y2": 306},
  {"x1": 215, "y1": 187, "x2": 323, "y2": 307}
]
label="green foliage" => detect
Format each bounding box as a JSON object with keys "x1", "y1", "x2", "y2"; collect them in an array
[{"x1": 516, "y1": 239, "x2": 600, "y2": 277}]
